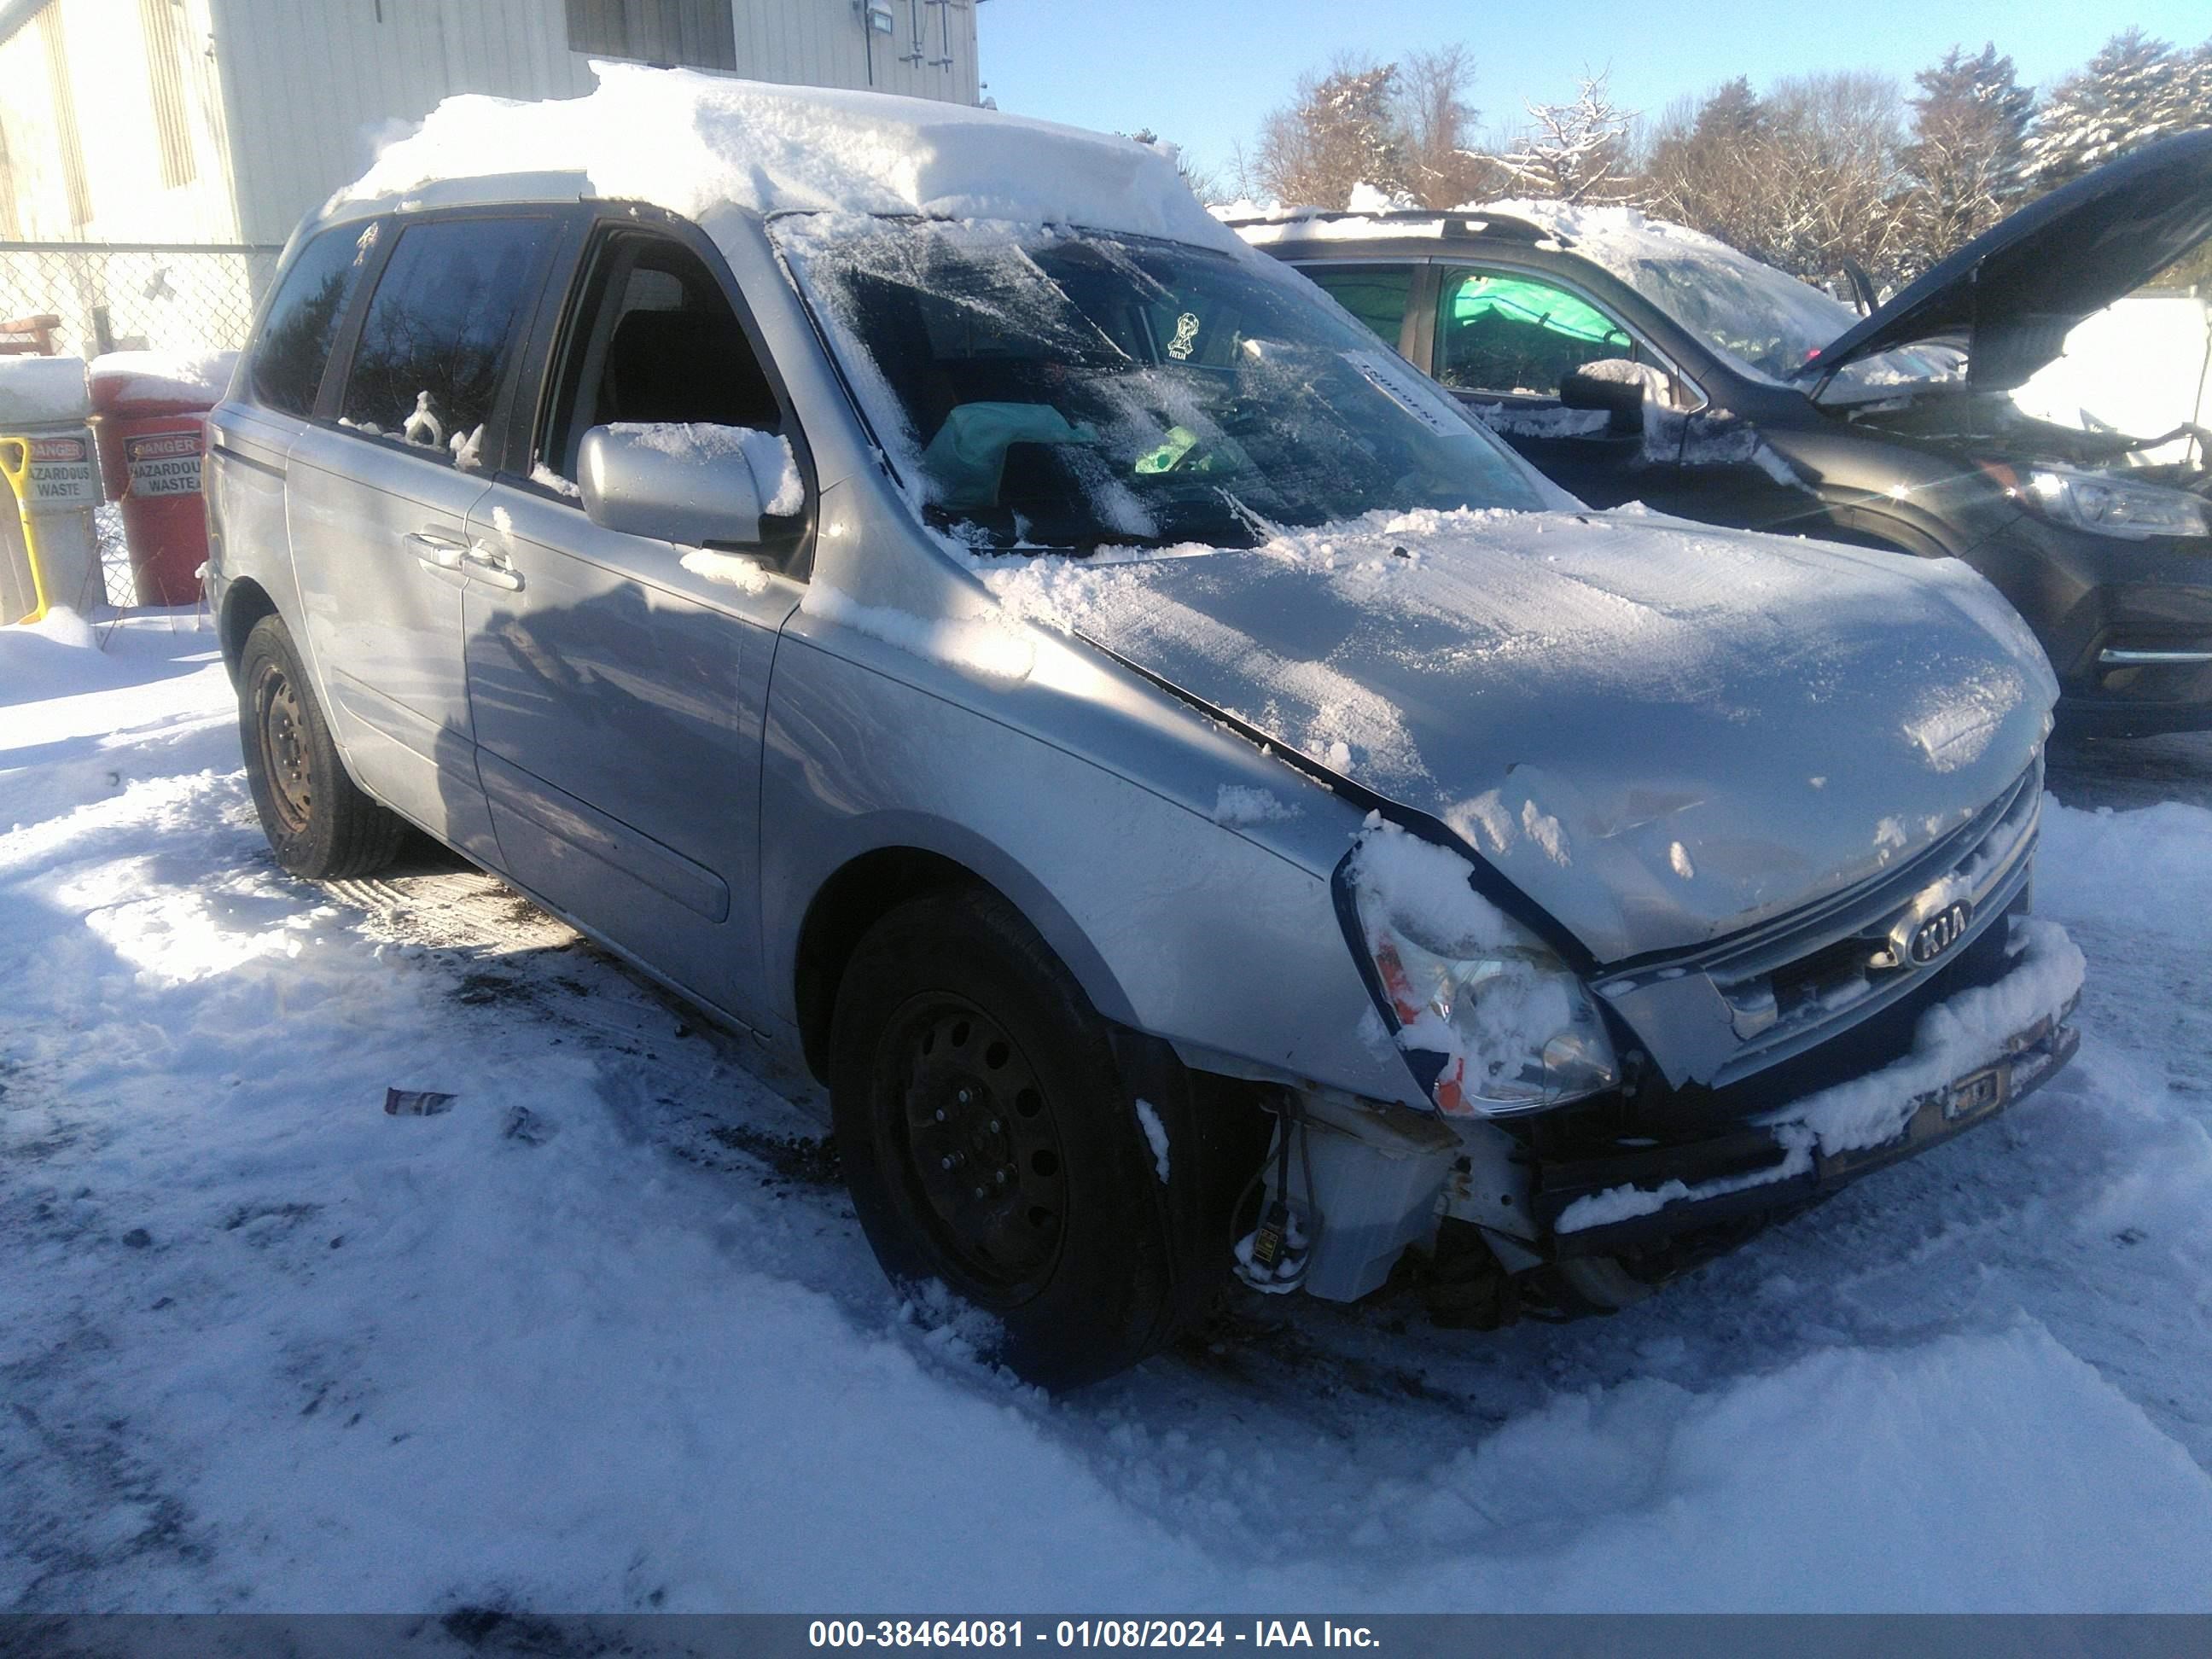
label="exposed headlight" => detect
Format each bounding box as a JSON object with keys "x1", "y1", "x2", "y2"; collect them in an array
[
  {"x1": 2008, "y1": 464, "x2": 2212, "y2": 541},
  {"x1": 1339, "y1": 821, "x2": 1618, "y2": 1115}
]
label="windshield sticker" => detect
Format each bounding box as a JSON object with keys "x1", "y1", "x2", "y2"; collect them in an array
[
  {"x1": 1167, "y1": 311, "x2": 1202, "y2": 360},
  {"x1": 1343, "y1": 351, "x2": 1464, "y2": 436}
]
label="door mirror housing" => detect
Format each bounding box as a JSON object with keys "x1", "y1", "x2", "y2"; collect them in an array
[
  {"x1": 578, "y1": 423, "x2": 771, "y2": 547},
  {"x1": 1558, "y1": 364, "x2": 1647, "y2": 436}
]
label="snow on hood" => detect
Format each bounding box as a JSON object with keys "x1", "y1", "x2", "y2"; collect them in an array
[
  {"x1": 979, "y1": 508, "x2": 2058, "y2": 963},
  {"x1": 336, "y1": 62, "x2": 1236, "y2": 250}
]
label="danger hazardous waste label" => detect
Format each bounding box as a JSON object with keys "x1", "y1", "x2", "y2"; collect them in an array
[
  {"x1": 20, "y1": 432, "x2": 98, "y2": 509},
  {"x1": 125, "y1": 430, "x2": 205, "y2": 497}
]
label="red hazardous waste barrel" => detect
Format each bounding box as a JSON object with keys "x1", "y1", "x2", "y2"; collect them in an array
[{"x1": 88, "y1": 350, "x2": 237, "y2": 606}]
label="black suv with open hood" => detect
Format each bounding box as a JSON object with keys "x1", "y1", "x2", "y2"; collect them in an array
[{"x1": 1237, "y1": 130, "x2": 2212, "y2": 736}]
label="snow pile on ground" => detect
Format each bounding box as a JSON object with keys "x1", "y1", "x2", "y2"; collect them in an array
[
  {"x1": 4, "y1": 624, "x2": 2212, "y2": 1611},
  {"x1": 0, "y1": 608, "x2": 119, "y2": 705},
  {"x1": 88, "y1": 350, "x2": 240, "y2": 408},
  {"x1": 341, "y1": 63, "x2": 1230, "y2": 250}
]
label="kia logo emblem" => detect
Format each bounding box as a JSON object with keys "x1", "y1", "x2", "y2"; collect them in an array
[{"x1": 1910, "y1": 901, "x2": 1973, "y2": 964}]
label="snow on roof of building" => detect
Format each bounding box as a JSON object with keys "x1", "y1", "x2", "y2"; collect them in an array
[{"x1": 336, "y1": 62, "x2": 1233, "y2": 249}]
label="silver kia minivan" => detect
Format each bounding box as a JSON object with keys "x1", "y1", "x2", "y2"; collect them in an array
[{"x1": 206, "y1": 75, "x2": 2083, "y2": 1385}]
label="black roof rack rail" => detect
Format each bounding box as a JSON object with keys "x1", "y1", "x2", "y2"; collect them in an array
[{"x1": 1219, "y1": 207, "x2": 1569, "y2": 247}]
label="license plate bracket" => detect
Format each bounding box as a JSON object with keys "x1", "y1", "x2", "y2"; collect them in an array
[{"x1": 1944, "y1": 1063, "x2": 2007, "y2": 1122}]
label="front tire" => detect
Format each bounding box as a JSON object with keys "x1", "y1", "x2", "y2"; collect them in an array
[
  {"x1": 237, "y1": 614, "x2": 405, "y2": 880},
  {"x1": 830, "y1": 888, "x2": 1182, "y2": 1388}
]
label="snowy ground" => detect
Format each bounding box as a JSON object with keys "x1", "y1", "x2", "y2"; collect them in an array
[{"x1": 4, "y1": 610, "x2": 2212, "y2": 1613}]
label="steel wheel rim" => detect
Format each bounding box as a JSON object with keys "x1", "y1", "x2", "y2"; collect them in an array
[
  {"x1": 883, "y1": 992, "x2": 1068, "y2": 1298},
  {"x1": 253, "y1": 660, "x2": 314, "y2": 835}
]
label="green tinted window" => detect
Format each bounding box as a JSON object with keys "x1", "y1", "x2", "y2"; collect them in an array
[
  {"x1": 1435, "y1": 270, "x2": 1633, "y2": 397},
  {"x1": 1303, "y1": 265, "x2": 1412, "y2": 351}
]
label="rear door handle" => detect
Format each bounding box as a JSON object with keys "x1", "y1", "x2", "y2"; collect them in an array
[{"x1": 462, "y1": 545, "x2": 523, "y2": 591}]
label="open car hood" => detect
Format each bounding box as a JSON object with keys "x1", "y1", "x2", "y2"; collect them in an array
[
  {"x1": 981, "y1": 509, "x2": 2057, "y2": 965},
  {"x1": 1803, "y1": 127, "x2": 2212, "y2": 391}
]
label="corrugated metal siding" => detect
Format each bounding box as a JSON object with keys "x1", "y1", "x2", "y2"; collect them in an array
[
  {"x1": 210, "y1": 0, "x2": 979, "y2": 246},
  {"x1": 0, "y1": 0, "x2": 239, "y2": 242}
]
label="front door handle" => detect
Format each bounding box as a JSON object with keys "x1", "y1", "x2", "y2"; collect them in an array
[
  {"x1": 403, "y1": 529, "x2": 470, "y2": 585},
  {"x1": 462, "y1": 545, "x2": 523, "y2": 591}
]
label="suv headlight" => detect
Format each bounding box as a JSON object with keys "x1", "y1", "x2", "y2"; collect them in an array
[
  {"x1": 1339, "y1": 821, "x2": 1618, "y2": 1115},
  {"x1": 2005, "y1": 463, "x2": 2212, "y2": 542}
]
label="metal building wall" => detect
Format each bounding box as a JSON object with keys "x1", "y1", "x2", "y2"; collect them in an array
[
  {"x1": 0, "y1": 0, "x2": 238, "y2": 244},
  {"x1": 207, "y1": 0, "x2": 983, "y2": 247}
]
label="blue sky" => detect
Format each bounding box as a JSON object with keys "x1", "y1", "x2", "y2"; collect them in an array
[{"x1": 976, "y1": 1, "x2": 2211, "y2": 186}]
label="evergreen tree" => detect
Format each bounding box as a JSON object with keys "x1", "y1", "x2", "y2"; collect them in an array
[
  {"x1": 1900, "y1": 44, "x2": 2034, "y2": 267},
  {"x1": 2026, "y1": 29, "x2": 2209, "y2": 190},
  {"x1": 1694, "y1": 77, "x2": 1766, "y2": 146}
]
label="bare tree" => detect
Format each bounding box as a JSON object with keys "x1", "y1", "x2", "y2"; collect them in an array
[
  {"x1": 1396, "y1": 46, "x2": 1506, "y2": 207},
  {"x1": 1760, "y1": 73, "x2": 1914, "y2": 286},
  {"x1": 1642, "y1": 73, "x2": 1912, "y2": 288},
  {"x1": 1499, "y1": 71, "x2": 1639, "y2": 203}
]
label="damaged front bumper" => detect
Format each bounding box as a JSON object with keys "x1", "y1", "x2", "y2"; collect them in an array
[
  {"x1": 1278, "y1": 915, "x2": 2085, "y2": 1307},
  {"x1": 1534, "y1": 969, "x2": 2081, "y2": 1258}
]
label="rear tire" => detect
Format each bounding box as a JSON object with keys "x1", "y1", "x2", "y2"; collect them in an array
[
  {"x1": 237, "y1": 614, "x2": 405, "y2": 880},
  {"x1": 830, "y1": 888, "x2": 1181, "y2": 1388}
]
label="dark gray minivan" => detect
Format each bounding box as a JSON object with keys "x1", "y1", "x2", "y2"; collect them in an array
[{"x1": 206, "y1": 73, "x2": 2083, "y2": 1384}]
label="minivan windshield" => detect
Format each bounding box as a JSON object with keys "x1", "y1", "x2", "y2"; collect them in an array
[{"x1": 777, "y1": 217, "x2": 1549, "y2": 552}]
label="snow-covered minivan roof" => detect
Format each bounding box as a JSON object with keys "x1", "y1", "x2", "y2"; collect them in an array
[{"x1": 329, "y1": 62, "x2": 1237, "y2": 253}]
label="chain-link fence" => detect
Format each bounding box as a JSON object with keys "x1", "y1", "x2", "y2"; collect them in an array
[
  {"x1": 0, "y1": 242, "x2": 282, "y2": 609},
  {"x1": 0, "y1": 241, "x2": 282, "y2": 361}
]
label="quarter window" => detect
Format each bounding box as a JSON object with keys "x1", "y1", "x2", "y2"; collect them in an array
[
  {"x1": 337, "y1": 217, "x2": 555, "y2": 469},
  {"x1": 249, "y1": 222, "x2": 379, "y2": 418},
  {"x1": 1302, "y1": 265, "x2": 1413, "y2": 353},
  {"x1": 1434, "y1": 269, "x2": 1633, "y2": 399}
]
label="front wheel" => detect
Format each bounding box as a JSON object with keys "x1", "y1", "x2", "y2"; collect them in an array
[
  {"x1": 830, "y1": 888, "x2": 1185, "y2": 1388},
  {"x1": 237, "y1": 614, "x2": 405, "y2": 880}
]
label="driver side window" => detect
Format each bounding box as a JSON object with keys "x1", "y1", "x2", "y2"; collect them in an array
[
  {"x1": 537, "y1": 230, "x2": 788, "y2": 496},
  {"x1": 1433, "y1": 269, "x2": 1634, "y2": 399}
]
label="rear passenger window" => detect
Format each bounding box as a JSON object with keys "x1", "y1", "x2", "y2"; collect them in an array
[
  {"x1": 338, "y1": 217, "x2": 555, "y2": 469},
  {"x1": 250, "y1": 222, "x2": 380, "y2": 416},
  {"x1": 1303, "y1": 265, "x2": 1413, "y2": 353},
  {"x1": 1435, "y1": 269, "x2": 1633, "y2": 398}
]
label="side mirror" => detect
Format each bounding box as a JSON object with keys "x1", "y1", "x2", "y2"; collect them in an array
[
  {"x1": 1559, "y1": 363, "x2": 1647, "y2": 435},
  {"x1": 578, "y1": 423, "x2": 775, "y2": 547}
]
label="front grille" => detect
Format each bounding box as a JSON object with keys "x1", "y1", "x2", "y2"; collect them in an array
[{"x1": 1598, "y1": 758, "x2": 2044, "y2": 1097}]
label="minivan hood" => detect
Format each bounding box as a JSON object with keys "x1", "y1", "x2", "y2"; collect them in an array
[
  {"x1": 979, "y1": 509, "x2": 2057, "y2": 964},
  {"x1": 1806, "y1": 127, "x2": 2212, "y2": 391}
]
